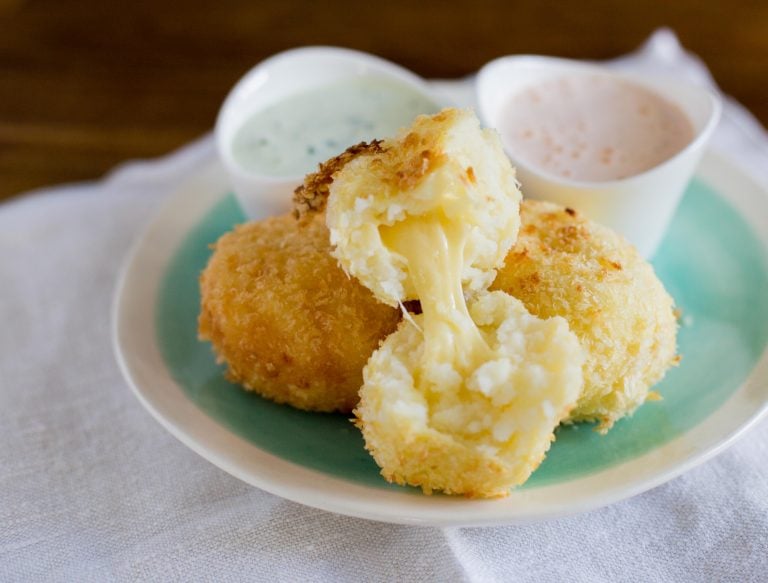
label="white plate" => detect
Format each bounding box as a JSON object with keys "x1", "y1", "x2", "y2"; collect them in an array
[{"x1": 113, "y1": 89, "x2": 768, "y2": 528}]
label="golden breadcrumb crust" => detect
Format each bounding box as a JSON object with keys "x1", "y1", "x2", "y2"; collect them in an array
[
  {"x1": 292, "y1": 109, "x2": 459, "y2": 220},
  {"x1": 491, "y1": 200, "x2": 679, "y2": 431},
  {"x1": 198, "y1": 213, "x2": 400, "y2": 412},
  {"x1": 292, "y1": 140, "x2": 385, "y2": 218}
]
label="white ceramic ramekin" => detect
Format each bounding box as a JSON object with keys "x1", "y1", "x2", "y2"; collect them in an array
[
  {"x1": 216, "y1": 46, "x2": 445, "y2": 218},
  {"x1": 477, "y1": 55, "x2": 721, "y2": 258}
]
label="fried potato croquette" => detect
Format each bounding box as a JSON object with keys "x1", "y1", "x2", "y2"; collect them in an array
[
  {"x1": 492, "y1": 200, "x2": 678, "y2": 432},
  {"x1": 327, "y1": 109, "x2": 584, "y2": 496},
  {"x1": 326, "y1": 108, "x2": 521, "y2": 304},
  {"x1": 358, "y1": 291, "x2": 583, "y2": 497},
  {"x1": 198, "y1": 212, "x2": 400, "y2": 412}
]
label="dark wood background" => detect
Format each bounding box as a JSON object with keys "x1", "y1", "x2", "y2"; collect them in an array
[{"x1": 2, "y1": 0, "x2": 767, "y2": 202}]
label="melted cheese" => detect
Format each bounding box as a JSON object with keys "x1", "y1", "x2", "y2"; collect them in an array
[{"x1": 380, "y1": 212, "x2": 491, "y2": 374}]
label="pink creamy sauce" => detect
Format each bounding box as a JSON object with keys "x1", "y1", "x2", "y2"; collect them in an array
[{"x1": 500, "y1": 74, "x2": 696, "y2": 181}]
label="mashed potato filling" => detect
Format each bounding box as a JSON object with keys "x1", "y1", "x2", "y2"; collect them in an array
[{"x1": 327, "y1": 109, "x2": 585, "y2": 496}]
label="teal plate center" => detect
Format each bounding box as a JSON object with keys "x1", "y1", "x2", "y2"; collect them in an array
[{"x1": 156, "y1": 180, "x2": 768, "y2": 490}]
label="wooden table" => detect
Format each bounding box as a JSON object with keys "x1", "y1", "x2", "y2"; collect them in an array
[{"x1": 2, "y1": 0, "x2": 766, "y2": 202}]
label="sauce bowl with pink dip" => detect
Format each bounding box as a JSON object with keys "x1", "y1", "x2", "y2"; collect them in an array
[{"x1": 477, "y1": 56, "x2": 721, "y2": 258}]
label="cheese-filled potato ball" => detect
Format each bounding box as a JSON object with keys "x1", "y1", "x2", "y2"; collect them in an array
[
  {"x1": 492, "y1": 200, "x2": 678, "y2": 431},
  {"x1": 326, "y1": 108, "x2": 522, "y2": 305},
  {"x1": 198, "y1": 212, "x2": 400, "y2": 413},
  {"x1": 356, "y1": 291, "x2": 583, "y2": 497}
]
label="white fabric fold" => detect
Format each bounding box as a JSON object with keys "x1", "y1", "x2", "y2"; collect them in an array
[{"x1": 1, "y1": 30, "x2": 766, "y2": 582}]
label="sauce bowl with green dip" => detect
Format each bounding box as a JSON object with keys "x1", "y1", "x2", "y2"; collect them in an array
[{"x1": 216, "y1": 47, "x2": 444, "y2": 217}]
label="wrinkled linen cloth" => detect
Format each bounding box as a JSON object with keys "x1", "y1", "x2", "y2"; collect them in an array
[{"x1": 1, "y1": 29, "x2": 766, "y2": 582}]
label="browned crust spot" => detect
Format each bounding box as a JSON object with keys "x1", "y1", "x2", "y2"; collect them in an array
[
  {"x1": 598, "y1": 256, "x2": 623, "y2": 271},
  {"x1": 292, "y1": 108, "x2": 462, "y2": 219},
  {"x1": 466, "y1": 166, "x2": 476, "y2": 184},
  {"x1": 390, "y1": 147, "x2": 444, "y2": 190},
  {"x1": 292, "y1": 140, "x2": 386, "y2": 218}
]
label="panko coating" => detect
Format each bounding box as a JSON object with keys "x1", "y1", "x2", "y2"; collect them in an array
[
  {"x1": 357, "y1": 291, "x2": 584, "y2": 497},
  {"x1": 198, "y1": 212, "x2": 400, "y2": 413},
  {"x1": 491, "y1": 200, "x2": 679, "y2": 431},
  {"x1": 327, "y1": 108, "x2": 584, "y2": 496},
  {"x1": 326, "y1": 108, "x2": 522, "y2": 305}
]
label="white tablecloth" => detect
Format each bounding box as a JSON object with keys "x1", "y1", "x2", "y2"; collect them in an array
[{"x1": 2, "y1": 29, "x2": 766, "y2": 582}]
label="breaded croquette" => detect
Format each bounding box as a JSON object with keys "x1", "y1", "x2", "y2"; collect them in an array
[
  {"x1": 492, "y1": 200, "x2": 678, "y2": 432},
  {"x1": 327, "y1": 109, "x2": 584, "y2": 496},
  {"x1": 326, "y1": 108, "x2": 522, "y2": 305},
  {"x1": 198, "y1": 212, "x2": 400, "y2": 413},
  {"x1": 358, "y1": 291, "x2": 583, "y2": 497}
]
